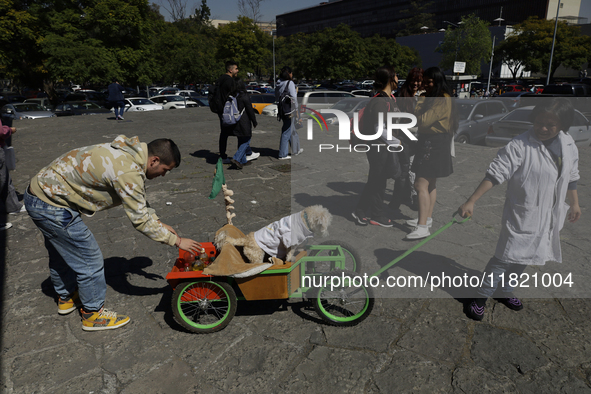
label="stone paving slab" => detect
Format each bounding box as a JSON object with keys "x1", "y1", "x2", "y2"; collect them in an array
[{"x1": 1, "y1": 108, "x2": 591, "y2": 393}]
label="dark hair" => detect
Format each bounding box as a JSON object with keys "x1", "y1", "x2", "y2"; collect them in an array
[
  {"x1": 148, "y1": 139, "x2": 181, "y2": 167},
  {"x1": 423, "y1": 67, "x2": 452, "y2": 98},
  {"x1": 399, "y1": 67, "x2": 424, "y2": 98},
  {"x1": 529, "y1": 98, "x2": 575, "y2": 131},
  {"x1": 279, "y1": 66, "x2": 292, "y2": 81},
  {"x1": 225, "y1": 61, "x2": 238, "y2": 72},
  {"x1": 232, "y1": 78, "x2": 248, "y2": 96},
  {"x1": 373, "y1": 65, "x2": 397, "y2": 91}
]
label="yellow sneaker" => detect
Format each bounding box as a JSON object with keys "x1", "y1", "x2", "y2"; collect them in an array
[
  {"x1": 58, "y1": 291, "x2": 82, "y2": 315},
  {"x1": 81, "y1": 307, "x2": 130, "y2": 331}
]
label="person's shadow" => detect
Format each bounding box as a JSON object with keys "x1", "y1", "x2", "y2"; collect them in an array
[{"x1": 373, "y1": 248, "x2": 482, "y2": 313}]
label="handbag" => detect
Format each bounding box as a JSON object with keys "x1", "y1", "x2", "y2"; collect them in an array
[{"x1": 3, "y1": 145, "x2": 15, "y2": 170}]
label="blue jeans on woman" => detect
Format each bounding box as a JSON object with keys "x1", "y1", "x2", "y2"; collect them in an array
[
  {"x1": 24, "y1": 189, "x2": 105, "y2": 311},
  {"x1": 279, "y1": 117, "x2": 300, "y2": 158},
  {"x1": 233, "y1": 137, "x2": 251, "y2": 164}
]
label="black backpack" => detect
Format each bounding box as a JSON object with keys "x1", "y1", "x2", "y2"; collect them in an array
[
  {"x1": 208, "y1": 84, "x2": 223, "y2": 114},
  {"x1": 278, "y1": 81, "x2": 297, "y2": 120}
]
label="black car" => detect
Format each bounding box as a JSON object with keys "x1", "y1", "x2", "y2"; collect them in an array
[
  {"x1": 52, "y1": 101, "x2": 112, "y2": 116},
  {"x1": 63, "y1": 92, "x2": 109, "y2": 107}
]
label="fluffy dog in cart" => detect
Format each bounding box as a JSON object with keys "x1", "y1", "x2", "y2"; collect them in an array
[{"x1": 216, "y1": 205, "x2": 332, "y2": 265}]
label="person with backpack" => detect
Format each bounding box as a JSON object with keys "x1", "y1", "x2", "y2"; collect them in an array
[
  {"x1": 351, "y1": 65, "x2": 400, "y2": 228},
  {"x1": 212, "y1": 61, "x2": 239, "y2": 164},
  {"x1": 228, "y1": 80, "x2": 258, "y2": 169},
  {"x1": 107, "y1": 80, "x2": 126, "y2": 120},
  {"x1": 275, "y1": 66, "x2": 301, "y2": 160}
]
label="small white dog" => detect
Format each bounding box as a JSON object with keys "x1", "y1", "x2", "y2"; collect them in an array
[{"x1": 216, "y1": 205, "x2": 332, "y2": 265}]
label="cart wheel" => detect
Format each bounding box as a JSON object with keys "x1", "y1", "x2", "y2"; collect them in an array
[
  {"x1": 308, "y1": 240, "x2": 362, "y2": 273},
  {"x1": 312, "y1": 270, "x2": 374, "y2": 326},
  {"x1": 172, "y1": 280, "x2": 237, "y2": 334}
]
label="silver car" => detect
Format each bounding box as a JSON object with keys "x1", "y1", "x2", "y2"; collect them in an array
[
  {"x1": 1, "y1": 103, "x2": 56, "y2": 119},
  {"x1": 455, "y1": 99, "x2": 508, "y2": 144},
  {"x1": 485, "y1": 106, "x2": 591, "y2": 148}
]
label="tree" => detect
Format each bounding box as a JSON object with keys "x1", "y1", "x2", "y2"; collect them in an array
[
  {"x1": 217, "y1": 16, "x2": 271, "y2": 80},
  {"x1": 237, "y1": 0, "x2": 265, "y2": 25},
  {"x1": 496, "y1": 38, "x2": 525, "y2": 80},
  {"x1": 192, "y1": 0, "x2": 211, "y2": 25},
  {"x1": 364, "y1": 35, "x2": 421, "y2": 77},
  {"x1": 396, "y1": 0, "x2": 435, "y2": 37},
  {"x1": 159, "y1": 0, "x2": 188, "y2": 22},
  {"x1": 439, "y1": 14, "x2": 491, "y2": 76},
  {"x1": 501, "y1": 17, "x2": 591, "y2": 82}
]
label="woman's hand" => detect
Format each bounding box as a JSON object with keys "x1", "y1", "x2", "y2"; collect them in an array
[
  {"x1": 458, "y1": 201, "x2": 474, "y2": 218},
  {"x1": 568, "y1": 204, "x2": 581, "y2": 223}
]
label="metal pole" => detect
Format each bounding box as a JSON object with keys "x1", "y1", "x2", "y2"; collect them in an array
[
  {"x1": 547, "y1": 0, "x2": 561, "y2": 85},
  {"x1": 272, "y1": 30, "x2": 276, "y2": 90},
  {"x1": 486, "y1": 36, "x2": 496, "y2": 97}
]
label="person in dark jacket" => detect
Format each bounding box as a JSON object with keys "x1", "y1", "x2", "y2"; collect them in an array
[
  {"x1": 215, "y1": 61, "x2": 239, "y2": 163},
  {"x1": 230, "y1": 80, "x2": 258, "y2": 169},
  {"x1": 352, "y1": 65, "x2": 400, "y2": 228},
  {"x1": 107, "y1": 80, "x2": 126, "y2": 120}
]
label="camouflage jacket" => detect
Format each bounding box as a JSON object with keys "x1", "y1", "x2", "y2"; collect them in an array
[{"x1": 30, "y1": 135, "x2": 177, "y2": 246}]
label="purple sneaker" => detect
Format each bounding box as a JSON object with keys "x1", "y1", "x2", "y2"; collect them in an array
[
  {"x1": 497, "y1": 297, "x2": 523, "y2": 311},
  {"x1": 467, "y1": 300, "x2": 485, "y2": 321}
]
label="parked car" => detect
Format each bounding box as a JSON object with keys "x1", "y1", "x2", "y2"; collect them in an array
[
  {"x1": 1, "y1": 103, "x2": 56, "y2": 119},
  {"x1": 500, "y1": 84, "x2": 526, "y2": 94},
  {"x1": 24, "y1": 98, "x2": 52, "y2": 110},
  {"x1": 454, "y1": 99, "x2": 508, "y2": 144},
  {"x1": 261, "y1": 103, "x2": 278, "y2": 117},
  {"x1": 541, "y1": 84, "x2": 591, "y2": 97},
  {"x1": 63, "y1": 91, "x2": 108, "y2": 107},
  {"x1": 485, "y1": 106, "x2": 591, "y2": 148},
  {"x1": 360, "y1": 80, "x2": 375, "y2": 88},
  {"x1": 178, "y1": 90, "x2": 203, "y2": 101},
  {"x1": 150, "y1": 95, "x2": 198, "y2": 109},
  {"x1": 497, "y1": 92, "x2": 532, "y2": 111},
  {"x1": 324, "y1": 98, "x2": 369, "y2": 125},
  {"x1": 247, "y1": 89, "x2": 262, "y2": 95},
  {"x1": 158, "y1": 87, "x2": 180, "y2": 95},
  {"x1": 0, "y1": 93, "x2": 26, "y2": 104},
  {"x1": 250, "y1": 93, "x2": 275, "y2": 114},
  {"x1": 255, "y1": 87, "x2": 275, "y2": 94},
  {"x1": 193, "y1": 96, "x2": 209, "y2": 107},
  {"x1": 52, "y1": 101, "x2": 112, "y2": 116},
  {"x1": 351, "y1": 89, "x2": 372, "y2": 97},
  {"x1": 124, "y1": 97, "x2": 164, "y2": 112},
  {"x1": 298, "y1": 91, "x2": 356, "y2": 113}
]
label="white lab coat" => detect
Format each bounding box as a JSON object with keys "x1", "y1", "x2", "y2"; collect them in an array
[
  {"x1": 486, "y1": 129, "x2": 579, "y2": 265},
  {"x1": 254, "y1": 212, "x2": 313, "y2": 259}
]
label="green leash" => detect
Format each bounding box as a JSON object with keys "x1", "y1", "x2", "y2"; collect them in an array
[{"x1": 370, "y1": 214, "x2": 471, "y2": 278}]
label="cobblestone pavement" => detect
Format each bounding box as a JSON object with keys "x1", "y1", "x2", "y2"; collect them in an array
[{"x1": 1, "y1": 108, "x2": 590, "y2": 393}]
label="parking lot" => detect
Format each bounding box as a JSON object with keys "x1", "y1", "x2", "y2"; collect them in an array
[{"x1": 2, "y1": 107, "x2": 591, "y2": 393}]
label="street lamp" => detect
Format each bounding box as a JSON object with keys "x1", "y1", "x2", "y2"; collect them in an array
[
  {"x1": 443, "y1": 21, "x2": 462, "y2": 63},
  {"x1": 547, "y1": 0, "x2": 561, "y2": 85},
  {"x1": 272, "y1": 29, "x2": 276, "y2": 90}
]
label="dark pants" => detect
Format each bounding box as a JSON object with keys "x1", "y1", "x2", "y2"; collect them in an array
[{"x1": 355, "y1": 149, "x2": 390, "y2": 221}]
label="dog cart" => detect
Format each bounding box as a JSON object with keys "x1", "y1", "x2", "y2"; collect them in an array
[{"x1": 166, "y1": 234, "x2": 373, "y2": 334}]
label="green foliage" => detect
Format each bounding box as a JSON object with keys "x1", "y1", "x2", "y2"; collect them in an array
[
  {"x1": 216, "y1": 16, "x2": 271, "y2": 79},
  {"x1": 276, "y1": 25, "x2": 421, "y2": 81},
  {"x1": 501, "y1": 17, "x2": 591, "y2": 81},
  {"x1": 396, "y1": 0, "x2": 435, "y2": 37},
  {"x1": 439, "y1": 14, "x2": 491, "y2": 76}
]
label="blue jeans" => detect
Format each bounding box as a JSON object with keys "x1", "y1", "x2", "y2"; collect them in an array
[
  {"x1": 476, "y1": 256, "x2": 527, "y2": 299},
  {"x1": 233, "y1": 137, "x2": 251, "y2": 164},
  {"x1": 111, "y1": 101, "x2": 125, "y2": 118},
  {"x1": 279, "y1": 117, "x2": 300, "y2": 158},
  {"x1": 24, "y1": 189, "x2": 105, "y2": 311}
]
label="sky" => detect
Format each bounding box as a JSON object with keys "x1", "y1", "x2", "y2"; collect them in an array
[{"x1": 158, "y1": 0, "x2": 323, "y2": 22}]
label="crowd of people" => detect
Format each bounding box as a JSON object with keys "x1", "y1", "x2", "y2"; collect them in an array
[{"x1": 0, "y1": 59, "x2": 581, "y2": 331}]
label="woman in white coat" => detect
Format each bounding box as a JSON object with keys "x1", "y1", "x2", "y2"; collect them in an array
[{"x1": 458, "y1": 98, "x2": 581, "y2": 321}]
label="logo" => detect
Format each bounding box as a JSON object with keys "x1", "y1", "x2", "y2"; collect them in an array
[{"x1": 301, "y1": 107, "x2": 418, "y2": 153}]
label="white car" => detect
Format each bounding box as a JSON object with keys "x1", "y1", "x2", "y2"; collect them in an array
[
  {"x1": 262, "y1": 104, "x2": 278, "y2": 117},
  {"x1": 150, "y1": 95, "x2": 199, "y2": 109},
  {"x1": 247, "y1": 89, "x2": 262, "y2": 95},
  {"x1": 124, "y1": 97, "x2": 164, "y2": 112}
]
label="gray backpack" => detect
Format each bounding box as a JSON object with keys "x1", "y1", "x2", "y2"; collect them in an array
[{"x1": 222, "y1": 94, "x2": 244, "y2": 126}]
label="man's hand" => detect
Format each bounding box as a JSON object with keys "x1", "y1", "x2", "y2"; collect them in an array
[
  {"x1": 568, "y1": 204, "x2": 581, "y2": 223},
  {"x1": 178, "y1": 238, "x2": 202, "y2": 254},
  {"x1": 10, "y1": 127, "x2": 16, "y2": 135}
]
